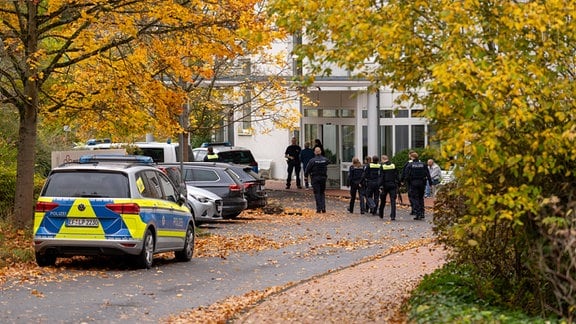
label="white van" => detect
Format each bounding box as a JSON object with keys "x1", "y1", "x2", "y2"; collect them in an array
[{"x1": 70, "y1": 141, "x2": 182, "y2": 163}]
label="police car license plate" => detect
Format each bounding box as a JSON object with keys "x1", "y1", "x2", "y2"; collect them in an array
[{"x1": 66, "y1": 218, "x2": 99, "y2": 227}]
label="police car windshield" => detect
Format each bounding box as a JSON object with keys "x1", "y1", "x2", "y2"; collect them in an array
[{"x1": 43, "y1": 171, "x2": 130, "y2": 198}]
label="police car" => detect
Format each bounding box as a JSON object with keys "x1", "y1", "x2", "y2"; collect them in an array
[{"x1": 33, "y1": 155, "x2": 195, "y2": 269}]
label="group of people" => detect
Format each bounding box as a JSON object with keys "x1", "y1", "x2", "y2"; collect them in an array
[
  {"x1": 285, "y1": 138, "x2": 329, "y2": 213},
  {"x1": 284, "y1": 137, "x2": 325, "y2": 190},
  {"x1": 347, "y1": 151, "x2": 439, "y2": 221},
  {"x1": 285, "y1": 137, "x2": 442, "y2": 218}
]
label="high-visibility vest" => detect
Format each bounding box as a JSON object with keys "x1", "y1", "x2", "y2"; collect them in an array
[{"x1": 206, "y1": 154, "x2": 219, "y2": 161}]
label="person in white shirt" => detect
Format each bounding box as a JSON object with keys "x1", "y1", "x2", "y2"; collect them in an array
[{"x1": 426, "y1": 159, "x2": 441, "y2": 198}]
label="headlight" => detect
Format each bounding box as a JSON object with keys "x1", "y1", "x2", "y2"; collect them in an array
[{"x1": 189, "y1": 193, "x2": 210, "y2": 203}]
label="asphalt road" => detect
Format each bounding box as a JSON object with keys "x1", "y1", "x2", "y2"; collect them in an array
[{"x1": 0, "y1": 189, "x2": 435, "y2": 323}]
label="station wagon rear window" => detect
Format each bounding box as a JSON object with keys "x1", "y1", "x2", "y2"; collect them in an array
[{"x1": 42, "y1": 171, "x2": 130, "y2": 198}]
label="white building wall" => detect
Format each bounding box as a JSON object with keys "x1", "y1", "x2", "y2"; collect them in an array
[
  {"x1": 231, "y1": 35, "x2": 430, "y2": 183},
  {"x1": 235, "y1": 125, "x2": 293, "y2": 180}
]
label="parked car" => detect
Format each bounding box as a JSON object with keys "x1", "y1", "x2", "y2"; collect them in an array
[
  {"x1": 157, "y1": 165, "x2": 222, "y2": 223},
  {"x1": 186, "y1": 185, "x2": 223, "y2": 223},
  {"x1": 196, "y1": 162, "x2": 267, "y2": 209},
  {"x1": 160, "y1": 162, "x2": 248, "y2": 219},
  {"x1": 73, "y1": 141, "x2": 185, "y2": 163},
  {"x1": 33, "y1": 155, "x2": 195, "y2": 269},
  {"x1": 192, "y1": 143, "x2": 259, "y2": 173}
]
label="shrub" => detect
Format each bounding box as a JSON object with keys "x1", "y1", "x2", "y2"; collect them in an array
[
  {"x1": 0, "y1": 166, "x2": 45, "y2": 220},
  {"x1": 529, "y1": 183, "x2": 576, "y2": 320},
  {"x1": 408, "y1": 262, "x2": 562, "y2": 324},
  {"x1": 0, "y1": 166, "x2": 16, "y2": 219}
]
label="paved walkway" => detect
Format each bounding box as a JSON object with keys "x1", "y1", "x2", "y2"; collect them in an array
[
  {"x1": 227, "y1": 179, "x2": 446, "y2": 323},
  {"x1": 232, "y1": 243, "x2": 447, "y2": 323}
]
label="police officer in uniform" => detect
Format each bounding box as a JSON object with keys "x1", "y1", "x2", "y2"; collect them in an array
[
  {"x1": 304, "y1": 147, "x2": 330, "y2": 213},
  {"x1": 346, "y1": 157, "x2": 365, "y2": 213},
  {"x1": 400, "y1": 151, "x2": 416, "y2": 215},
  {"x1": 378, "y1": 155, "x2": 398, "y2": 220},
  {"x1": 284, "y1": 137, "x2": 302, "y2": 189},
  {"x1": 403, "y1": 152, "x2": 432, "y2": 220},
  {"x1": 204, "y1": 147, "x2": 219, "y2": 162},
  {"x1": 361, "y1": 155, "x2": 381, "y2": 215}
]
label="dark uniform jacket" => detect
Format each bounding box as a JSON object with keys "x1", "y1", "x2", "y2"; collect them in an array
[
  {"x1": 305, "y1": 155, "x2": 329, "y2": 178},
  {"x1": 405, "y1": 159, "x2": 432, "y2": 184},
  {"x1": 379, "y1": 161, "x2": 397, "y2": 186},
  {"x1": 285, "y1": 144, "x2": 302, "y2": 165},
  {"x1": 347, "y1": 165, "x2": 364, "y2": 186},
  {"x1": 361, "y1": 163, "x2": 381, "y2": 184}
]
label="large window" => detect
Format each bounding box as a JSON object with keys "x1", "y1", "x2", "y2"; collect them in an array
[
  {"x1": 395, "y1": 125, "x2": 409, "y2": 152},
  {"x1": 411, "y1": 125, "x2": 426, "y2": 148},
  {"x1": 342, "y1": 125, "x2": 355, "y2": 162},
  {"x1": 380, "y1": 125, "x2": 393, "y2": 157}
]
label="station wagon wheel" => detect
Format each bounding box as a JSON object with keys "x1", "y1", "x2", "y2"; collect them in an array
[
  {"x1": 137, "y1": 229, "x2": 155, "y2": 269},
  {"x1": 175, "y1": 224, "x2": 195, "y2": 262},
  {"x1": 35, "y1": 253, "x2": 57, "y2": 267}
]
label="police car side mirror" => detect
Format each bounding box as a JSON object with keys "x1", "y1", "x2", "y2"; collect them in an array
[{"x1": 177, "y1": 194, "x2": 187, "y2": 206}]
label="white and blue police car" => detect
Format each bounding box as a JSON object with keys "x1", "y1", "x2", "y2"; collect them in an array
[{"x1": 33, "y1": 155, "x2": 195, "y2": 269}]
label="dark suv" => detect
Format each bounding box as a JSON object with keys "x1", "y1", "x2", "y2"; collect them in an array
[
  {"x1": 192, "y1": 143, "x2": 259, "y2": 173},
  {"x1": 161, "y1": 162, "x2": 248, "y2": 219},
  {"x1": 225, "y1": 164, "x2": 267, "y2": 209}
]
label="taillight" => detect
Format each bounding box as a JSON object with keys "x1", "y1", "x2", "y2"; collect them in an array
[
  {"x1": 244, "y1": 183, "x2": 254, "y2": 189},
  {"x1": 35, "y1": 201, "x2": 59, "y2": 212},
  {"x1": 229, "y1": 184, "x2": 243, "y2": 192},
  {"x1": 106, "y1": 203, "x2": 140, "y2": 214}
]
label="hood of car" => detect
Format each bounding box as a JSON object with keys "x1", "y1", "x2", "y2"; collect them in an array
[{"x1": 186, "y1": 185, "x2": 222, "y2": 200}]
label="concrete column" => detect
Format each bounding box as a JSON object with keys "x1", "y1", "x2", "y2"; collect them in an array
[{"x1": 366, "y1": 92, "x2": 379, "y2": 156}]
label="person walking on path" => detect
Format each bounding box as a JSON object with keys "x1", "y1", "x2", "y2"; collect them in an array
[
  {"x1": 304, "y1": 147, "x2": 330, "y2": 213},
  {"x1": 204, "y1": 146, "x2": 220, "y2": 162},
  {"x1": 346, "y1": 157, "x2": 365, "y2": 213},
  {"x1": 299, "y1": 142, "x2": 315, "y2": 189},
  {"x1": 402, "y1": 152, "x2": 432, "y2": 220},
  {"x1": 425, "y1": 159, "x2": 441, "y2": 198},
  {"x1": 359, "y1": 156, "x2": 371, "y2": 214},
  {"x1": 401, "y1": 150, "x2": 416, "y2": 215},
  {"x1": 284, "y1": 137, "x2": 302, "y2": 189},
  {"x1": 361, "y1": 155, "x2": 381, "y2": 215},
  {"x1": 378, "y1": 155, "x2": 398, "y2": 220}
]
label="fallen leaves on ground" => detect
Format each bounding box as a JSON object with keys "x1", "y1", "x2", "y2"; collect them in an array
[
  {"x1": 164, "y1": 284, "x2": 292, "y2": 323},
  {"x1": 1, "y1": 201, "x2": 429, "y2": 290},
  {"x1": 165, "y1": 239, "x2": 442, "y2": 323},
  {"x1": 1, "y1": 192, "x2": 440, "y2": 323}
]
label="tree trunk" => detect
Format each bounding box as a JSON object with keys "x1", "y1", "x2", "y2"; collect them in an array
[
  {"x1": 13, "y1": 104, "x2": 38, "y2": 229},
  {"x1": 12, "y1": 2, "x2": 39, "y2": 230}
]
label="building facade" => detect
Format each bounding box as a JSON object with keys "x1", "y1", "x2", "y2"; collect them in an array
[{"x1": 212, "y1": 39, "x2": 431, "y2": 189}]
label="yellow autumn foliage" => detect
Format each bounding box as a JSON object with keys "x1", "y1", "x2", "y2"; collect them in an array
[
  {"x1": 1, "y1": 0, "x2": 299, "y2": 228},
  {"x1": 269, "y1": 0, "x2": 576, "y2": 316}
]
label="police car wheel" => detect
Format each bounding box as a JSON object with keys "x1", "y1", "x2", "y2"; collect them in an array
[
  {"x1": 36, "y1": 253, "x2": 57, "y2": 267},
  {"x1": 137, "y1": 230, "x2": 155, "y2": 269},
  {"x1": 175, "y1": 224, "x2": 194, "y2": 262}
]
